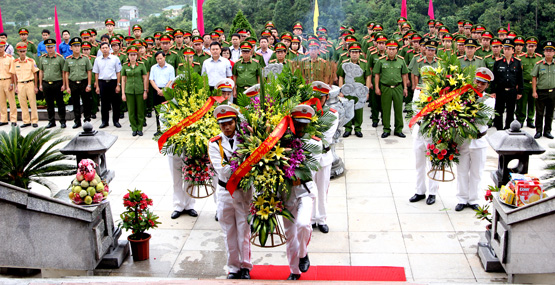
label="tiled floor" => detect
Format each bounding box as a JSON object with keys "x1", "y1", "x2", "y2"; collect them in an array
[{"x1": 4, "y1": 106, "x2": 553, "y2": 283}]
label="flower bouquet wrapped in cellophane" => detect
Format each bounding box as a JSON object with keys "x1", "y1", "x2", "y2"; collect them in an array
[
  {"x1": 412, "y1": 53, "x2": 495, "y2": 181},
  {"x1": 155, "y1": 66, "x2": 222, "y2": 197}
]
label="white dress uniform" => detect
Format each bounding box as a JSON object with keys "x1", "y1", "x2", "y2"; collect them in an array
[
  {"x1": 456, "y1": 96, "x2": 496, "y2": 205},
  {"x1": 168, "y1": 154, "x2": 196, "y2": 212},
  {"x1": 311, "y1": 109, "x2": 339, "y2": 225},
  {"x1": 412, "y1": 88, "x2": 439, "y2": 195},
  {"x1": 208, "y1": 132, "x2": 253, "y2": 274},
  {"x1": 284, "y1": 136, "x2": 322, "y2": 275}
]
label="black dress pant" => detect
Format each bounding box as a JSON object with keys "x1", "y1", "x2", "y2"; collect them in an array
[
  {"x1": 535, "y1": 89, "x2": 555, "y2": 134},
  {"x1": 493, "y1": 88, "x2": 517, "y2": 130},
  {"x1": 98, "y1": 79, "x2": 119, "y2": 124},
  {"x1": 43, "y1": 80, "x2": 66, "y2": 124},
  {"x1": 69, "y1": 80, "x2": 91, "y2": 123}
]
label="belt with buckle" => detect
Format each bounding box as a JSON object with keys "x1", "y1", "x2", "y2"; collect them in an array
[
  {"x1": 218, "y1": 179, "x2": 227, "y2": 188},
  {"x1": 541, "y1": 89, "x2": 554, "y2": 93},
  {"x1": 70, "y1": 80, "x2": 83, "y2": 84},
  {"x1": 504, "y1": 87, "x2": 515, "y2": 91},
  {"x1": 100, "y1": 79, "x2": 112, "y2": 83},
  {"x1": 19, "y1": 80, "x2": 33, "y2": 83}
]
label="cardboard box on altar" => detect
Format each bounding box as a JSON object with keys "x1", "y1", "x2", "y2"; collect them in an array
[{"x1": 506, "y1": 174, "x2": 544, "y2": 207}]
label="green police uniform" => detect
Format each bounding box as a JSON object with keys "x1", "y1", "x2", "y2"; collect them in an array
[
  {"x1": 531, "y1": 56, "x2": 555, "y2": 134},
  {"x1": 374, "y1": 54, "x2": 409, "y2": 134},
  {"x1": 63, "y1": 49, "x2": 93, "y2": 124},
  {"x1": 177, "y1": 61, "x2": 202, "y2": 75},
  {"x1": 338, "y1": 56, "x2": 369, "y2": 133},
  {"x1": 193, "y1": 51, "x2": 210, "y2": 65},
  {"x1": 459, "y1": 55, "x2": 485, "y2": 70},
  {"x1": 139, "y1": 53, "x2": 155, "y2": 115},
  {"x1": 483, "y1": 54, "x2": 501, "y2": 70},
  {"x1": 253, "y1": 52, "x2": 267, "y2": 68},
  {"x1": 122, "y1": 61, "x2": 147, "y2": 132},
  {"x1": 112, "y1": 50, "x2": 128, "y2": 114},
  {"x1": 23, "y1": 41, "x2": 37, "y2": 55},
  {"x1": 412, "y1": 57, "x2": 439, "y2": 85},
  {"x1": 517, "y1": 51, "x2": 543, "y2": 125},
  {"x1": 232, "y1": 58, "x2": 261, "y2": 90},
  {"x1": 368, "y1": 49, "x2": 387, "y2": 124},
  {"x1": 38, "y1": 49, "x2": 66, "y2": 125}
]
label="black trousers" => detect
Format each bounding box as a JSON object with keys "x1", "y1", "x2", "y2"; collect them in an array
[
  {"x1": 493, "y1": 88, "x2": 517, "y2": 130},
  {"x1": 535, "y1": 89, "x2": 555, "y2": 134},
  {"x1": 98, "y1": 80, "x2": 119, "y2": 124},
  {"x1": 43, "y1": 80, "x2": 66, "y2": 123},
  {"x1": 69, "y1": 80, "x2": 91, "y2": 123},
  {"x1": 153, "y1": 88, "x2": 166, "y2": 131}
]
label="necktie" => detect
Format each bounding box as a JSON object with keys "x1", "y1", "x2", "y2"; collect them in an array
[{"x1": 228, "y1": 138, "x2": 234, "y2": 148}]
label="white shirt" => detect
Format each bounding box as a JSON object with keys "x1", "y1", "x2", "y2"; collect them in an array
[
  {"x1": 92, "y1": 54, "x2": 122, "y2": 80},
  {"x1": 230, "y1": 46, "x2": 241, "y2": 62},
  {"x1": 201, "y1": 57, "x2": 232, "y2": 87},
  {"x1": 149, "y1": 63, "x2": 175, "y2": 88}
]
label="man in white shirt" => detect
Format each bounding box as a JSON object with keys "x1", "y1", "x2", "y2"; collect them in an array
[
  {"x1": 202, "y1": 42, "x2": 232, "y2": 88},
  {"x1": 229, "y1": 33, "x2": 242, "y2": 62},
  {"x1": 93, "y1": 42, "x2": 122, "y2": 128}
]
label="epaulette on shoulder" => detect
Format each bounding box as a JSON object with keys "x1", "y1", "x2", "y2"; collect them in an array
[
  {"x1": 178, "y1": 63, "x2": 184, "y2": 67},
  {"x1": 269, "y1": 59, "x2": 277, "y2": 63},
  {"x1": 519, "y1": 52, "x2": 526, "y2": 57},
  {"x1": 397, "y1": 55, "x2": 404, "y2": 60},
  {"x1": 28, "y1": 40, "x2": 34, "y2": 44},
  {"x1": 210, "y1": 135, "x2": 221, "y2": 143},
  {"x1": 458, "y1": 55, "x2": 464, "y2": 59},
  {"x1": 193, "y1": 62, "x2": 200, "y2": 65},
  {"x1": 340, "y1": 52, "x2": 347, "y2": 56},
  {"x1": 407, "y1": 49, "x2": 414, "y2": 53},
  {"x1": 256, "y1": 52, "x2": 262, "y2": 56},
  {"x1": 536, "y1": 53, "x2": 543, "y2": 57},
  {"x1": 335, "y1": 46, "x2": 341, "y2": 50},
  {"x1": 5, "y1": 53, "x2": 12, "y2": 57},
  {"x1": 252, "y1": 58, "x2": 259, "y2": 63},
  {"x1": 341, "y1": 59, "x2": 349, "y2": 63},
  {"x1": 514, "y1": 57, "x2": 521, "y2": 61},
  {"x1": 475, "y1": 56, "x2": 483, "y2": 60},
  {"x1": 40, "y1": 54, "x2": 47, "y2": 57},
  {"x1": 65, "y1": 55, "x2": 72, "y2": 59},
  {"x1": 170, "y1": 50, "x2": 178, "y2": 54},
  {"x1": 379, "y1": 55, "x2": 386, "y2": 60},
  {"x1": 311, "y1": 135, "x2": 321, "y2": 141},
  {"x1": 301, "y1": 57, "x2": 310, "y2": 61},
  {"x1": 536, "y1": 59, "x2": 544, "y2": 64},
  {"x1": 495, "y1": 57, "x2": 503, "y2": 61},
  {"x1": 484, "y1": 54, "x2": 492, "y2": 58},
  {"x1": 56, "y1": 53, "x2": 63, "y2": 57},
  {"x1": 14, "y1": 58, "x2": 20, "y2": 62},
  {"x1": 90, "y1": 55, "x2": 96, "y2": 58},
  {"x1": 370, "y1": 50, "x2": 377, "y2": 55},
  {"x1": 330, "y1": 108, "x2": 337, "y2": 113},
  {"x1": 360, "y1": 58, "x2": 367, "y2": 63},
  {"x1": 318, "y1": 58, "x2": 327, "y2": 62},
  {"x1": 417, "y1": 57, "x2": 425, "y2": 63}
]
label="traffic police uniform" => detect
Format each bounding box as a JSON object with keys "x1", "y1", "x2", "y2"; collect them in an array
[
  {"x1": 208, "y1": 105, "x2": 252, "y2": 280},
  {"x1": 491, "y1": 39, "x2": 523, "y2": 130},
  {"x1": 310, "y1": 82, "x2": 339, "y2": 232},
  {"x1": 10, "y1": 42, "x2": 40, "y2": 127},
  {"x1": 531, "y1": 41, "x2": 555, "y2": 139},
  {"x1": 374, "y1": 40, "x2": 409, "y2": 137},
  {"x1": 63, "y1": 37, "x2": 93, "y2": 128},
  {"x1": 0, "y1": 40, "x2": 17, "y2": 126},
  {"x1": 38, "y1": 39, "x2": 67, "y2": 128},
  {"x1": 456, "y1": 68, "x2": 496, "y2": 211},
  {"x1": 516, "y1": 36, "x2": 542, "y2": 127}
]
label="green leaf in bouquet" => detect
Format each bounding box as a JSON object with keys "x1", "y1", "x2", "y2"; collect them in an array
[
  {"x1": 163, "y1": 87, "x2": 176, "y2": 101},
  {"x1": 253, "y1": 216, "x2": 261, "y2": 232},
  {"x1": 260, "y1": 222, "x2": 269, "y2": 246},
  {"x1": 236, "y1": 92, "x2": 251, "y2": 108},
  {"x1": 268, "y1": 216, "x2": 276, "y2": 237},
  {"x1": 280, "y1": 208, "x2": 295, "y2": 222}
]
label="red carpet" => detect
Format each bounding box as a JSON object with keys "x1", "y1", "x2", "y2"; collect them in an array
[{"x1": 251, "y1": 265, "x2": 406, "y2": 281}]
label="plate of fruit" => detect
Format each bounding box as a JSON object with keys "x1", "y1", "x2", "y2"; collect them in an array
[{"x1": 68, "y1": 159, "x2": 110, "y2": 206}]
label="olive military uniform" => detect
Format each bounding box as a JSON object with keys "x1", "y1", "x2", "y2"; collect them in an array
[
  {"x1": 63, "y1": 52, "x2": 93, "y2": 124},
  {"x1": 517, "y1": 52, "x2": 543, "y2": 126},
  {"x1": 38, "y1": 50, "x2": 67, "y2": 126},
  {"x1": 121, "y1": 61, "x2": 147, "y2": 132},
  {"x1": 374, "y1": 55, "x2": 409, "y2": 134},
  {"x1": 458, "y1": 55, "x2": 485, "y2": 70},
  {"x1": 232, "y1": 58, "x2": 261, "y2": 91},
  {"x1": 531, "y1": 58, "x2": 555, "y2": 135}
]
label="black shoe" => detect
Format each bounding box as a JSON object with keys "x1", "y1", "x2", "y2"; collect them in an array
[
  {"x1": 60, "y1": 123, "x2": 66, "y2": 129},
  {"x1": 372, "y1": 122, "x2": 378, "y2": 128},
  {"x1": 132, "y1": 131, "x2": 138, "y2": 136},
  {"x1": 409, "y1": 194, "x2": 426, "y2": 202},
  {"x1": 227, "y1": 272, "x2": 241, "y2": 279},
  {"x1": 0, "y1": 122, "x2": 7, "y2": 126},
  {"x1": 11, "y1": 122, "x2": 17, "y2": 127},
  {"x1": 119, "y1": 114, "x2": 124, "y2": 119},
  {"x1": 426, "y1": 195, "x2": 436, "y2": 205},
  {"x1": 32, "y1": 124, "x2": 38, "y2": 128},
  {"x1": 527, "y1": 122, "x2": 536, "y2": 128},
  {"x1": 534, "y1": 132, "x2": 542, "y2": 139},
  {"x1": 381, "y1": 132, "x2": 390, "y2": 138},
  {"x1": 114, "y1": 122, "x2": 122, "y2": 128},
  {"x1": 170, "y1": 210, "x2": 182, "y2": 219},
  {"x1": 143, "y1": 121, "x2": 147, "y2": 127},
  {"x1": 20, "y1": 123, "x2": 31, "y2": 128},
  {"x1": 72, "y1": 123, "x2": 82, "y2": 129},
  {"x1": 45, "y1": 122, "x2": 56, "y2": 129},
  {"x1": 544, "y1": 133, "x2": 554, "y2": 139},
  {"x1": 99, "y1": 122, "x2": 108, "y2": 128},
  {"x1": 468, "y1": 204, "x2": 480, "y2": 211},
  {"x1": 91, "y1": 114, "x2": 97, "y2": 119},
  {"x1": 184, "y1": 209, "x2": 198, "y2": 217},
  {"x1": 455, "y1": 203, "x2": 467, "y2": 211},
  {"x1": 355, "y1": 131, "x2": 363, "y2": 138},
  {"x1": 240, "y1": 268, "x2": 250, "y2": 279},
  {"x1": 137, "y1": 131, "x2": 143, "y2": 136},
  {"x1": 154, "y1": 131, "x2": 162, "y2": 137},
  {"x1": 312, "y1": 223, "x2": 316, "y2": 229},
  {"x1": 287, "y1": 273, "x2": 301, "y2": 280},
  {"x1": 318, "y1": 224, "x2": 329, "y2": 233},
  {"x1": 394, "y1": 132, "x2": 406, "y2": 138},
  {"x1": 215, "y1": 213, "x2": 219, "y2": 221},
  {"x1": 342, "y1": 131, "x2": 351, "y2": 138},
  {"x1": 299, "y1": 254, "x2": 310, "y2": 272}
]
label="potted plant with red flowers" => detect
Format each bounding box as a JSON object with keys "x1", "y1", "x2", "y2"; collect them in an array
[{"x1": 119, "y1": 189, "x2": 160, "y2": 261}]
